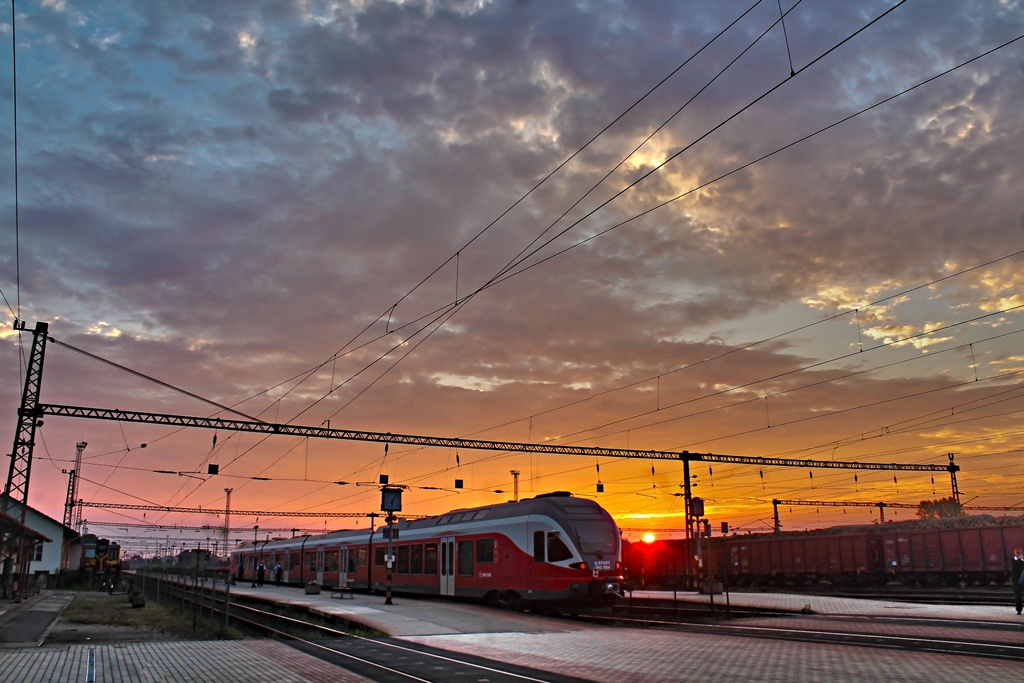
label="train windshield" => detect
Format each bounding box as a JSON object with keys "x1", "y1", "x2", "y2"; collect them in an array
[
  {"x1": 562, "y1": 503, "x2": 619, "y2": 561},
  {"x1": 572, "y1": 521, "x2": 619, "y2": 559}
]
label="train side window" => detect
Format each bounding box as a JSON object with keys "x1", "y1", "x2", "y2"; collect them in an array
[
  {"x1": 424, "y1": 544, "x2": 438, "y2": 575},
  {"x1": 397, "y1": 545, "x2": 410, "y2": 574},
  {"x1": 289, "y1": 552, "x2": 301, "y2": 572},
  {"x1": 355, "y1": 548, "x2": 366, "y2": 569},
  {"x1": 326, "y1": 549, "x2": 339, "y2": 572},
  {"x1": 374, "y1": 546, "x2": 386, "y2": 567},
  {"x1": 458, "y1": 540, "x2": 475, "y2": 576},
  {"x1": 533, "y1": 531, "x2": 545, "y2": 562},
  {"x1": 411, "y1": 544, "x2": 423, "y2": 574},
  {"x1": 547, "y1": 533, "x2": 573, "y2": 562},
  {"x1": 476, "y1": 538, "x2": 495, "y2": 564},
  {"x1": 306, "y1": 551, "x2": 317, "y2": 572}
]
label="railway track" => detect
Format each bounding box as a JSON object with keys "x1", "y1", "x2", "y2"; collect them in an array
[
  {"x1": 146, "y1": 575, "x2": 1024, "y2": 670},
  {"x1": 585, "y1": 610, "x2": 1024, "y2": 662},
  {"x1": 635, "y1": 584, "x2": 1017, "y2": 606},
  {"x1": 736, "y1": 585, "x2": 1016, "y2": 605},
  {"x1": 143, "y1": 578, "x2": 592, "y2": 683}
]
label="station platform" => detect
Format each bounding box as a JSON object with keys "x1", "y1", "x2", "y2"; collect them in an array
[{"x1": 0, "y1": 585, "x2": 1022, "y2": 682}]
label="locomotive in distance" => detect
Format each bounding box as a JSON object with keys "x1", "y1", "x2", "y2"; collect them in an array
[
  {"x1": 231, "y1": 491, "x2": 624, "y2": 611},
  {"x1": 624, "y1": 514, "x2": 1024, "y2": 588},
  {"x1": 67, "y1": 533, "x2": 122, "y2": 576}
]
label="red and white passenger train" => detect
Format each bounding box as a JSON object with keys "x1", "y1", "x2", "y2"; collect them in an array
[{"x1": 230, "y1": 492, "x2": 624, "y2": 611}]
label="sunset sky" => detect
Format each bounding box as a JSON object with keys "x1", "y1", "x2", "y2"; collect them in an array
[{"x1": 2, "y1": 0, "x2": 1023, "y2": 556}]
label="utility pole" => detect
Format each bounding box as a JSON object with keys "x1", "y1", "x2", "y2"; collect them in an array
[
  {"x1": 509, "y1": 470, "x2": 520, "y2": 502},
  {"x1": 223, "y1": 488, "x2": 233, "y2": 558}
]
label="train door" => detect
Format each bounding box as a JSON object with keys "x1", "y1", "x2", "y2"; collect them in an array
[
  {"x1": 440, "y1": 536, "x2": 456, "y2": 596},
  {"x1": 316, "y1": 547, "x2": 325, "y2": 585},
  {"x1": 528, "y1": 517, "x2": 546, "y2": 593},
  {"x1": 340, "y1": 547, "x2": 350, "y2": 588}
]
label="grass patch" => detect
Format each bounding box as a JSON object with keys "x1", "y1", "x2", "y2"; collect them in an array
[{"x1": 63, "y1": 591, "x2": 242, "y2": 640}]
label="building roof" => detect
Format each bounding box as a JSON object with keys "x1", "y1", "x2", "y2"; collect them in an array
[
  {"x1": 0, "y1": 508, "x2": 52, "y2": 543},
  {"x1": 0, "y1": 493, "x2": 73, "y2": 541}
]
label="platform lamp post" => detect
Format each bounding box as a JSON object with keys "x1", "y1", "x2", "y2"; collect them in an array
[
  {"x1": 380, "y1": 480, "x2": 402, "y2": 605},
  {"x1": 690, "y1": 496, "x2": 705, "y2": 588},
  {"x1": 366, "y1": 512, "x2": 378, "y2": 593}
]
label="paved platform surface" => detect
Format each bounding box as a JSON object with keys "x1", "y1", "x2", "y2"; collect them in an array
[
  {"x1": 0, "y1": 639, "x2": 371, "y2": 683},
  {"x1": 1, "y1": 585, "x2": 1022, "y2": 682}
]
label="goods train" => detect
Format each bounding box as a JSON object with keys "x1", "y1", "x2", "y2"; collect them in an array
[
  {"x1": 230, "y1": 492, "x2": 623, "y2": 611},
  {"x1": 623, "y1": 514, "x2": 1024, "y2": 588}
]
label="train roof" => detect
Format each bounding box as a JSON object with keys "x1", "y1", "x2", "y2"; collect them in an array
[
  {"x1": 405, "y1": 491, "x2": 609, "y2": 529},
  {"x1": 233, "y1": 492, "x2": 612, "y2": 551}
]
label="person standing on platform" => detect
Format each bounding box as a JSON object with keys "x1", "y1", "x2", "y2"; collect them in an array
[
  {"x1": 1012, "y1": 547, "x2": 1024, "y2": 615},
  {"x1": 274, "y1": 562, "x2": 282, "y2": 587},
  {"x1": 256, "y1": 562, "x2": 266, "y2": 587}
]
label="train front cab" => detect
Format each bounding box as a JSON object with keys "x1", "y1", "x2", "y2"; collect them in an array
[{"x1": 523, "y1": 502, "x2": 623, "y2": 611}]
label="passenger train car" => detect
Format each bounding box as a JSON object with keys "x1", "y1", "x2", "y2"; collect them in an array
[
  {"x1": 231, "y1": 492, "x2": 623, "y2": 611},
  {"x1": 623, "y1": 514, "x2": 1024, "y2": 588}
]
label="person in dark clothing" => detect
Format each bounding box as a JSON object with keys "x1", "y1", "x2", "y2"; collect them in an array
[
  {"x1": 1012, "y1": 547, "x2": 1024, "y2": 615},
  {"x1": 273, "y1": 563, "x2": 282, "y2": 587},
  {"x1": 256, "y1": 562, "x2": 266, "y2": 587},
  {"x1": 236, "y1": 561, "x2": 244, "y2": 584}
]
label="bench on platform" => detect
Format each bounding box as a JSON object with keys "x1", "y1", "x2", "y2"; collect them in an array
[{"x1": 329, "y1": 585, "x2": 354, "y2": 599}]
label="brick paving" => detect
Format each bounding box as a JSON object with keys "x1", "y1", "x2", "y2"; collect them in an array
[
  {"x1": 401, "y1": 627, "x2": 1024, "y2": 683},
  {"x1": 0, "y1": 640, "x2": 371, "y2": 683}
]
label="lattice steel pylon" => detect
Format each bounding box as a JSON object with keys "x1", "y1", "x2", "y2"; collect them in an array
[
  {"x1": 2, "y1": 321, "x2": 49, "y2": 597},
  {"x1": 62, "y1": 441, "x2": 87, "y2": 531}
]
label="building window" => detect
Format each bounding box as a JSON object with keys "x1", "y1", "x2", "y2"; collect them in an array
[{"x1": 32, "y1": 543, "x2": 43, "y2": 562}]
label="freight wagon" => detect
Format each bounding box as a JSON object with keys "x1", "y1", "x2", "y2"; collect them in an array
[{"x1": 623, "y1": 514, "x2": 1024, "y2": 588}]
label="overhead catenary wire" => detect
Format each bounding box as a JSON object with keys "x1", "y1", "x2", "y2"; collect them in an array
[
  {"x1": 22, "y1": 3, "x2": 1024, "y2": 524},
  {"x1": 283, "y1": 3, "x2": 1020, "y2": 447},
  {"x1": 181, "y1": 7, "x2": 1024, "y2": 511}
]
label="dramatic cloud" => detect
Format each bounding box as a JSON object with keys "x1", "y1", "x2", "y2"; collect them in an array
[{"x1": 2, "y1": 0, "x2": 1022, "y2": 553}]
